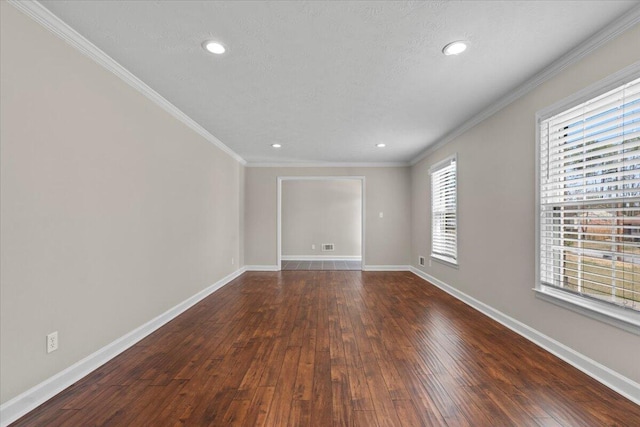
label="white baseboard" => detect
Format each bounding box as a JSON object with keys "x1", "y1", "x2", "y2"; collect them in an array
[
  {"x1": 244, "y1": 265, "x2": 279, "y2": 271},
  {"x1": 281, "y1": 255, "x2": 362, "y2": 261},
  {"x1": 409, "y1": 266, "x2": 640, "y2": 405},
  {"x1": 0, "y1": 267, "x2": 247, "y2": 427},
  {"x1": 362, "y1": 265, "x2": 411, "y2": 271}
]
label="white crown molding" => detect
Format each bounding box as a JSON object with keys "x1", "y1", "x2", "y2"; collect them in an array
[
  {"x1": 246, "y1": 162, "x2": 410, "y2": 168},
  {"x1": 8, "y1": 1, "x2": 640, "y2": 168},
  {"x1": 0, "y1": 267, "x2": 247, "y2": 427},
  {"x1": 536, "y1": 61, "x2": 640, "y2": 122},
  {"x1": 409, "y1": 267, "x2": 640, "y2": 406},
  {"x1": 410, "y1": 4, "x2": 640, "y2": 166},
  {"x1": 7, "y1": 0, "x2": 246, "y2": 166}
]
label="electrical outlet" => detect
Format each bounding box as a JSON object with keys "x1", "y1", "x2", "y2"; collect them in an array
[
  {"x1": 311, "y1": 244, "x2": 315, "y2": 250},
  {"x1": 231, "y1": 257, "x2": 235, "y2": 265},
  {"x1": 379, "y1": 212, "x2": 384, "y2": 218},
  {"x1": 47, "y1": 331, "x2": 58, "y2": 353}
]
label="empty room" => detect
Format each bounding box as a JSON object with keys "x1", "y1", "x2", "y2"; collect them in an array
[{"x1": 1, "y1": 0, "x2": 639, "y2": 426}]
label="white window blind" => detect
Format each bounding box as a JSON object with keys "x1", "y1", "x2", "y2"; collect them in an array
[
  {"x1": 539, "y1": 76, "x2": 640, "y2": 312},
  {"x1": 431, "y1": 155, "x2": 457, "y2": 265}
]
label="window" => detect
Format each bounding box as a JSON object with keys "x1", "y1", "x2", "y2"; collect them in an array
[
  {"x1": 538, "y1": 74, "x2": 640, "y2": 328},
  {"x1": 431, "y1": 155, "x2": 457, "y2": 265}
]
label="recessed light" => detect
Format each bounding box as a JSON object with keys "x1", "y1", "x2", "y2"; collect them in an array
[
  {"x1": 271, "y1": 143, "x2": 282, "y2": 148},
  {"x1": 442, "y1": 41, "x2": 467, "y2": 56},
  {"x1": 203, "y1": 40, "x2": 225, "y2": 54},
  {"x1": 376, "y1": 143, "x2": 386, "y2": 148}
]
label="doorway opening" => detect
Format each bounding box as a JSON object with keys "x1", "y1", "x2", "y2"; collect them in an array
[{"x1": 277, "y1": 176, "x2": 365, "y2": 271}]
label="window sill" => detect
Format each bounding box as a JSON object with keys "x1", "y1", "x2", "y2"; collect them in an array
[
  {"x1": 534, "y1": 285, "x2": 640, "y2": 336},
  {"x1": 430, "y1": 254, "x2": 458, "y2": 269}
]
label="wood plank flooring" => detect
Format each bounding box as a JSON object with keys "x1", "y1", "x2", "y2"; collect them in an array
[{"x1": 11, "y1": 271, "x2": 640, "y2": 426}]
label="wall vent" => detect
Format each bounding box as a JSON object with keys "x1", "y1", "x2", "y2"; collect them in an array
[
  {"x1": 419, "y1": 256, "x2": 425, "y2": 266},
  {"x1": 322, "y1": 244, "x2": 335, "y2": 252}
]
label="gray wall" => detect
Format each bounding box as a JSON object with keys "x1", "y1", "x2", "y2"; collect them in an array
[
  {"x1": 282, "y1": 180, "x2": 362, "y2": 258},
  {"x1": 411, "y1": 23, "x2": 640, "y2": 384},
  {"x1": 0, "y1": 3, "x2": 242, "y2": 403},
  {"x1": 3, "y1": 0, "x2": 638, "y2": 408},
  {"x1": 245, "y1": 167, "x2": 411, "y2": 267}
]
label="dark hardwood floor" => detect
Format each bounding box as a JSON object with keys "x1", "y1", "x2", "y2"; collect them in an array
[{"x1": 11, "y1": 271, "x2": 640, "y2": 426}]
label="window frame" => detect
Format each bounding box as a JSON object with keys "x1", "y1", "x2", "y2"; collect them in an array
[
  {"x1": 535, "y1": 63, "x2": 640, "y2": 335},
  {"x1": 430, "y1": 154, "x2": 458, "y2": 267}
]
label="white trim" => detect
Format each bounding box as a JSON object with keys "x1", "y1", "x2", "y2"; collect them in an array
[
  {"x1": 535, "y1": 287, "x2": 640, "y2": 335},
  {"x1": 281, "y1": 255, "x2": 362, "y2": 261},
  {"x1": 276, "y1": 176, "x2": 367, "y2": 182},
  {"x1": 362, "y1": 265, "x2": 411, "y2": 271},
  {"x1": 0, "y1": 267, "x2": 246, "y2": 427},
  {"x1": 410, "y1": 4, "x2": 640, "y2": 166},
  {"x1": 7, "y1": 0, "x2": 246, "y2": 166},
  {"x1": 277, "y1": 176, "x2": 366, "y2": 271},
  {"x1": 536, "y1": 61, "x2": 640, "y2": 121},
  {"x1": 534, "y1": 65, "x2": 640, "y2": 334},
  {"x1": 246, "y1": 162, "x2": 409, "y2": 168},
  {"x1": 429, "y1": 154, "x2": 458, "y2": 266},
  {"x1": 410, "y1": 267, "x2": 640, "y2": 405},
  {"x1": 428, "y1": 154, "x2": 457, "y2": 173},
  {"x1": 244, "y1": 265, "x2": 280, "y2": 271},
  {"x1": 9, "y1": 0, "x2": 639, "y2": 169},
  {"x1": 277, "y1": 178, "x2": 283, "y2": 270},
  {"x1": 362, "y1": 179, "x2": 367, "y2": 272},
  {"x1": 430, "y1": 254, "x2": 459, "y2": 269}
]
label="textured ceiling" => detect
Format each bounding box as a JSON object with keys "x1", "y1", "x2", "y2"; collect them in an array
[{"x1": 39, "y1": 0, "x2": 639, "y2": 164}]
